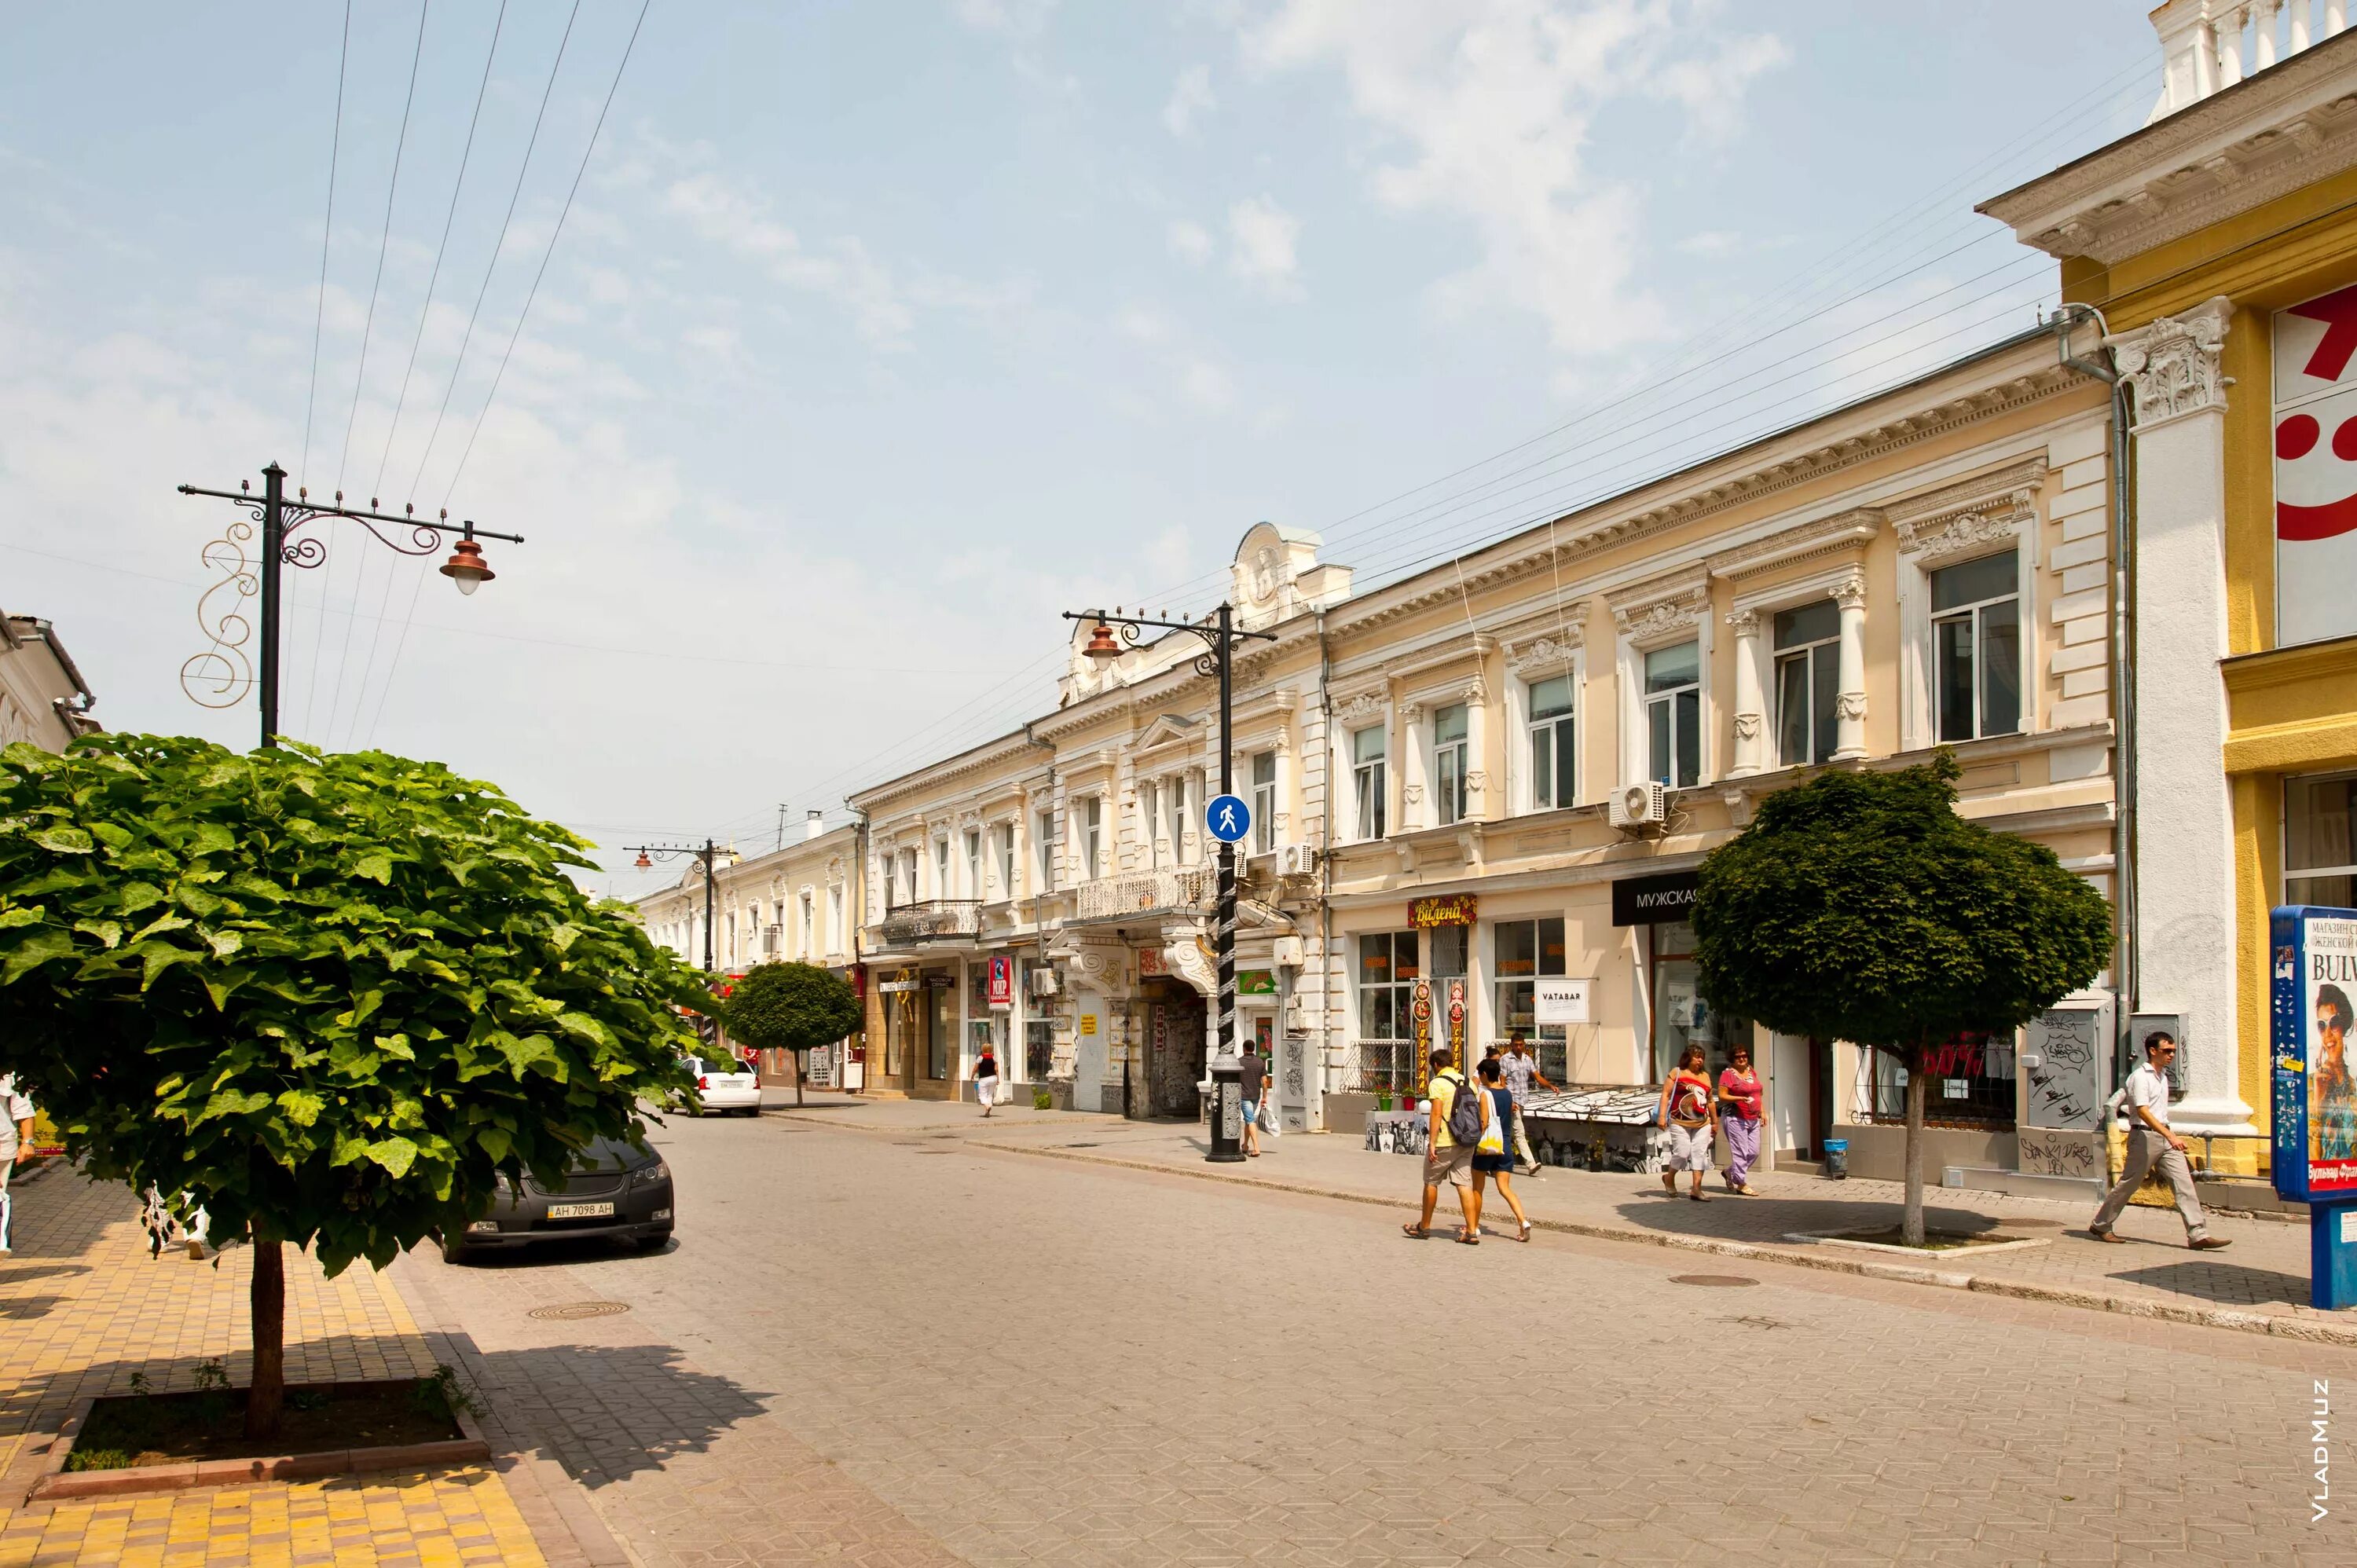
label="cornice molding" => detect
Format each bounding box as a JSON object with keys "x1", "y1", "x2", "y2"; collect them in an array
[
  {"x1": 1890, "y1": 455, "x2": 2048, "y2": 562},
  {"x1": 1708, "y1": 507, "x2": 1882, "y2": 584},
  {"x1": 1607, "y1": 568, "x2": 1711, "y2": 644}
]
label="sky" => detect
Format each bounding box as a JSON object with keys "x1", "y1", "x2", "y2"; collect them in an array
[{"x1": 0, "y1": 1, "x2": 2163, "y2": 902}]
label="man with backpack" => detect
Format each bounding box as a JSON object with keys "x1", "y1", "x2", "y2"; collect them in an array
[{"x1": 1403, "y1": 1047, "x2": 1484, "y2": 1244}]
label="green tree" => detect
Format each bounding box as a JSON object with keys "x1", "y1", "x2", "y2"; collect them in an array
[
  {"x1": 0, "y1": 736, "x2": 704, "y2": 1438},
  {"x1": 1690, "y1": 753, "x2": 2110, "y2": 1245},
  {"x1": 717, "y1": 962, "x2": 862, "y2": 1106}
]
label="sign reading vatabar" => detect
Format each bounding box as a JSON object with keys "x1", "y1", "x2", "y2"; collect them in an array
[{"x1": 1533, "y1": 976, "x2": 1591, "y2": 1025}]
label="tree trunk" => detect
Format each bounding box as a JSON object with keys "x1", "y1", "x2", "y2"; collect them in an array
[
  {"x1": 794, "y1": 1050, "x2": 805, "y2": 1107},
  {"x1": 244, "y1": 1239, "x2": 285, "y2": 1441},
  {"x1": 1901, "y1": 1043, "x2": 1929, "y2": 1248}
]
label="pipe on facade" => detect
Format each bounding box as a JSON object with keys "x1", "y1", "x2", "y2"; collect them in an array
[
  {"x1": 2048, "y1": 303, "x2": 2138, "y2": 1072},
  {"x1": 1316, "y1": 607, "x2": 1332, "y2": 1113}
]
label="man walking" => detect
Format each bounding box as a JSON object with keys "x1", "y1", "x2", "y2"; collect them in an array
[
  {"x1": 1240, "y1": 1042, "x2": 1267, "y2": 1157},
  {"x1": 1404, "y1": 1048, "x2": 1480, "y2": 1244},
  {"x1": 0, "y1": 1074, "x2": 35, "y2": 1257},
  {"x1": 1501, "y1": 1033, "x2": 1556, "y2": 1174},
  {"x1": 2090, "y1": 1031, "x2": 2231, "y2": 1251}
]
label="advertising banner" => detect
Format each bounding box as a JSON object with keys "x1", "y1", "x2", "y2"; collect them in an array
[
  {"x1": 2271, "y1": 904, "x2": 2357, "y2": 1201},
  {"x1": 987, "y1": 954, "x2": 1014, "y2": 1009},
  {"x1": 2272, "y1": 286, "x2": 2357, "y2": 647},
  {"x1": 1533, "y1": 976, "x2": 1592, "y2": 1026}
]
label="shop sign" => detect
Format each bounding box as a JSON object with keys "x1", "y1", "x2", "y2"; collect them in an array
[
  {"x1": 1079, "y1": 1013, "x2": 1099, "y2": 1037},
  {"x1": 1411, "y1": 893, "x2": 1478, "y2": 929},
  {"x1": 1446, "y1": 977, "x2": 1468, "y2": 1068},
  {"x1": 2271, "y1": 904, "x2": 2357, "y2": 1200},
  {"x1": 1412, "y1": 978, "x2": 1433, "y2": 1065},
  {"x1": 1138, "y1": 947, "x2": 1168, "y2": 977},
  {"x1": 877, "y1": 978, "x2": 920, "y2": 995},
  {"x1": 1611, "y1": 870, "x2": 1699, "y2": 926},
  {"x1": 1533, "y1": 976, "x2": 1591, "y2": 1025},
  {"x1": 848, "y1": 962, "x2": 867, "y2": 1001},
  {"x1": 1237, "y1": 969, "x2": 1276, "y2": 996},
  {"x1": 987, "y1": 954, "x2": 1014, "y2": 1009},
  {"x1": 925, "y1": 970, "x2": 956, "y2": 990}
]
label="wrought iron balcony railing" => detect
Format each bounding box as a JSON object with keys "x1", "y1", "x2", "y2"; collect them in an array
[
  {"x1": 870, "y1": 899, "x2": 984, "y2": 946},
  {"x1": 1074, "y1": 866, "x2": 1214, "y2": 921}
]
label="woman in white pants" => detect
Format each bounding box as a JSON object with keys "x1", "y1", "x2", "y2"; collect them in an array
[{"x1": 974, "y1": 1048, "x2": 1000, "y2": 1118}]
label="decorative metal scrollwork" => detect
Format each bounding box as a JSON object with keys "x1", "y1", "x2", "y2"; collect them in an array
[
  {"x1": 281, "y1": 510, "x2": 442, "y2": 566},
  {"x1": 1192, "y1": 652, "x2": 1220, "y2": 680},
  {"x1": 179, "y1": 515, "x2": 259, "y2": 709}
]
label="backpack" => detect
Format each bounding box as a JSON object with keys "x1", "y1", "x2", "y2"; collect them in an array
[{"x1": 1444, "y1": 1072, "x2": 1487, "y2": 1145}]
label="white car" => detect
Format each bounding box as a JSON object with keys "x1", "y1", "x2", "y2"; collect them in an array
[{"x1": 683, "y1": 1054, "x2": 761, "y2": 1116}]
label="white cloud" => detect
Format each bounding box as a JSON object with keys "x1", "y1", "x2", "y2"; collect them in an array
[
  {"x1": 660, "y1": 171, "x2": 915, "y2": 348},
  {"x1": 1226, "y1": 195, "x2": 1301, "y2": 296},
  {"x1": 1164, "y1": 64, "x2": 1215, "y2": 136},
  {"x1": 1239, "y1": 0, "x2": 1786, "y2": 354},
  {"x1": 1179, "y1": 357, "x2": 1233, "y2": 411},
  {"x1": 1167, "y1": 219, "x2": 1213, "y2": 266},
  {"x1": 951, "y1": 0, "x2": 1058, "y2": 34},
  {"x1": 1673, "y1": 229, "x2": 1739, "y2": 255}
]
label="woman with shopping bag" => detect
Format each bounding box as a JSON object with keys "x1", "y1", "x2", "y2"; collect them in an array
[{"x1": 1468, "y1": 1056, "x2": 1533, "y2": 1242}]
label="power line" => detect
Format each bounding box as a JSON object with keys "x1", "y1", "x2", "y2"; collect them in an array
[
  {"x1": 297, "y1": 0, "x2": 353, "y2": 495},
  {"x1": 440, "y1": 0, "x2": 653, "y2": 505}
]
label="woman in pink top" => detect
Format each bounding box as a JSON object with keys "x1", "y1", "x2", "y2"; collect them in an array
[{"x1": 1717, "y1": 1044, "x2": 1764, "y2": 1196}]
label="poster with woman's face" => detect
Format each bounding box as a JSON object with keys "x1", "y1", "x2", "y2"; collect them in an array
[{"x1": 2308, "y1": 916, "x2": 2357, "y2": 1185}]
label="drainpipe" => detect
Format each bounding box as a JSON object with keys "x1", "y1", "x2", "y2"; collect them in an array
[
  {"x1": 1317, "y1": 607, "x2": 1333, "y2": 1123},
  {"x1": 852, "y1": 809, "x2": 869, "y2": 1092},
  {"x1": 2049, "y1": 303, "x2": 2137, "y2": 1079}
]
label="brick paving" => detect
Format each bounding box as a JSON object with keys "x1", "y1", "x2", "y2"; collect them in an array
[
  {"x1": 409, "y1": 1105, "x2": 2350, "y2": 1566},
  {"x1": 0, "y1": 1167, "x2": 547, "y2": 1566}
]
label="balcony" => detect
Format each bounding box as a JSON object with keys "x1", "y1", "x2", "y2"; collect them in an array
[
  {"x1": 1075, "y1": 867, "x2": 1214, "y2": 921},
  {"x1": 871, "y1": 900, "x2": 983, "y2": 946}
]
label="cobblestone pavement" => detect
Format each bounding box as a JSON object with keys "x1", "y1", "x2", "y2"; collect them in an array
[
  {"x1": 0, "y1": 1167, "x2": 548, "y2": 1566},
  {"x1": 408, "y1": 1107, "x2": 2349, "y2": 1566}
]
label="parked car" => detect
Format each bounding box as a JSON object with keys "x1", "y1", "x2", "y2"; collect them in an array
[
  {"x1": 679, "y1": 1053, "x2": 761, "y2": 1116},
  {"x1": 443, "y1": 1134, "x2": 673, "y2": 1262}
]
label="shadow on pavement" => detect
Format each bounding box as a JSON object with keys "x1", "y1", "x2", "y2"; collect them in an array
[
  {"x1": 0, "y1": 1262, "x2": 93, "y2": 1286},
  {"x1": 467, "y1": 1341, "x2": 772, "y2": 1491},
  {"x1": 2111, "y1": 1259, "x2": 2310, "y2": 1308},
  {"x1": 0, "y1": 1293, "x2": 64, "y2": 1321},
  {"x1": 1608, "y1": 1190, "x2": 2018, "y2": 1241},
  {"x1": 442, "y1": 1235, "x2": 679, "y2": 1269}
]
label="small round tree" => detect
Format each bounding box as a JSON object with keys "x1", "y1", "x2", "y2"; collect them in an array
[
  {"x1": 0, "y1": 736, "x2": 705, "y2": 1438},
  {"x1": 1691, "y1": 753, "x2": 2110, "y2": 1246},
  {"x1": 717, "y1": 962, "x2": 862, "y2": 1106}
]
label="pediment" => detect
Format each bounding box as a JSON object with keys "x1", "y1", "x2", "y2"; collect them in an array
[{"x1": 1134, "y1": 713, "x2": 1200, "y2": 754}]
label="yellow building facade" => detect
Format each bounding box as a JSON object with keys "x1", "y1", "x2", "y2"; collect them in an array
[{"x1": 1983, "y1": 0, "x2": 2357, "y2": 1171}]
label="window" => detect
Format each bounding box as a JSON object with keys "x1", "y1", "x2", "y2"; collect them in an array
[
  {"x1": 1036, "y1": 809, "x2": 1057, "y2": 892},
  {"x1": 964, "y1": 829, "x2": 982, "y2": 899},
  {"x1": 1433, "y1": 703, "x2": 1468, "y2": 826},
  {"x1": 1857, "y1": 1028, "x2": 2015, "y2": 1129},
  {"x1": 1772, "y1": 599, "x2": 1840, "y2": 767},
  {"x1": 1932, "y1": 551, "x2": 2021, "y2": 742},
  {"x1": 2289, "y1": 771, "x2": 2357, "y2": 907},
  {"x1": 1352, "y1": 725, "x2": 1387, "y2": 840},
  {"x1": 1354, "y1": 931, "x2": 1421, "y2": 1094},
  {"x1": 896, "y1": 848, "x2": 918, "y2": 908},
  {"x1": 1083, "y1": 797, "x2": 1104, "y2": 881},
  {"x1": 725, "y1": 912, "x2": 738, "y2": 965},
  {"x1": 799, "y1": 892, "x2": 816, "y2": 960},
  {"x1": 1142, "y1": 780, "x2": 1163, "y2": 867},
  {"x1": 1644, "y1": 642, "x2": 1701, "y2": 789},
  {"x1": 828, "y1": 887, "x2": 843, "y2": 950},
  {"x1": 1527, "y1": 676, "x2": 1575, "y2": 810},
  {"x1": 1166, "y1": 775, "x2": 1190, "y2": 865},
  {"x1": 995, "y1": 824, "x2": 1016, "y2": 898},
  {"x1": 933, "y1": 838, "x2": 951, "y2": 899},
  {"x1": 1251, "y1": 751, "x2": 1277, "y2": 854},
  {"x1": 1645, "y1": 920, "x2": 1746, "y2": 1083},
  {"x1": 1493, "y1": 917, "x2": 1569, "y2": 1084}
]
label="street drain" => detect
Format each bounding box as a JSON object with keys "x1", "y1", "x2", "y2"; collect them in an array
[
  {"x1": 529, "y1": 1301, "x2": 631, "y2": 1321},
  {"x1": 1669, "y1": 1274, "x2": 1759, "y2": 1288}
]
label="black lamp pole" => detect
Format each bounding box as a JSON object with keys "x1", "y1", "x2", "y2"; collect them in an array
[
  {"x1": 628, "y1": 839, "x2": 725, "y2": 974},
  {"x1": 177, "y1": 462, "x2": 524, "y2": 749},
  {"x1": 1064, "y1": 604, "x2": 1276, "y2": 1163}
]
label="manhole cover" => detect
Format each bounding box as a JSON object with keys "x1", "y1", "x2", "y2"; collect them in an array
[
  {"x1": 1670, "y1": 1274, "x2": 1759, "y2": 1288},
  {"x1": 529, "y1": 1301, "x2": 632, "y2": 1321}
]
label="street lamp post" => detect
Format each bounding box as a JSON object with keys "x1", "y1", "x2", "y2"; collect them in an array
[
  {"x1": 1065, "y1": 604, "x2": 1277, "y2": 1163},
  {"x1": 176, "y1": 461, "x2": 524, "y2": 749},
  {"x1": 630, "y1": 838, "x2": 733, "y2": 1057}
]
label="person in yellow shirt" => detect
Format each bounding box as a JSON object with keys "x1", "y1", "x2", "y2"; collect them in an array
[{"x1": 1404, "y1": 1048, "x2": 1481, "y2": 1244}]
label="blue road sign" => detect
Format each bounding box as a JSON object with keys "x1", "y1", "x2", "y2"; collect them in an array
[{"x1": 1205, "y1": 793, "x2": 1252, "y2": 844}]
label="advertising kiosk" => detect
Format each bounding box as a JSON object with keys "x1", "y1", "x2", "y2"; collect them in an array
[{"x1": 2270, "y1": 905, "x2": 2357, "y2": 1310}]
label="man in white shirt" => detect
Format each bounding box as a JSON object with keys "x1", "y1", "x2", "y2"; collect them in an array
[
  {"x1": 2088, "y1": 1032, "x2": 2230, "y2": 1250},
  {"x1": 0, "y1": 1074, "x2": 35, "y2": 1256}
]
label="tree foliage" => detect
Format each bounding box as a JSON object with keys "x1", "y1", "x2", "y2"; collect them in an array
[
  {"x1": 718, "y1": 962, "x2": 860, "y2": 1105},
  {"x1": 1692, "y1": 753, "x2": 2110, "y2": 1050},
  {"x1": 0, "y1": 735, "x2": 706, "y2": 1273}
]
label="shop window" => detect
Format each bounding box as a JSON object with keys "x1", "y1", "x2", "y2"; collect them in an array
[
  {"x1": 1492, "y1": 916, "x2": 1568, "y2": 1083},
  {"x1": 1772, "y1": 599, "x2": 1840, "y2": 767},
  {"x1": 1428, "y1": 922, "x2": 1468, "y2": 979},
  {"x1": 1251, "y1": 751, "x2": 1277, "y2": 855},
  {"x1": 1854, "y1": 1030, "x2": 2016, "y2": 1129},
  {"x1": 1932, "y1": 551, "x2": 2022, "y2": 742},
  {"x1": 1433, "y1": 705, "x2": 1469, "y2": 826},
  {"x1": 2289, "y1": 771, "x2": 2357, "y2": 907},
  {"x1": 967, "y1": 965, "x2": 999, "y2": 1075},
  {"x1": 1644, "y1": 642, "x2": 1701, "y2": 789},
  {"x1": 1353, "y1": 931, "x2": 1420, "y2": 1094},
  {"x1": 1528, "y1": 674, "x2": 1575, "y2": 810},
  {"x1": 1645, "y1": 920, "x2": 1744, "y2": 1083},
  {"x1": 1021, "y1": 959, "x2": 1055, "y2": 1080},
  {"x1": 1352, "y1": 725, "x2": 1387, "y2": 840},
  {"x1": 928, "y1": 980, "x2": 955, "y2": 1080}
]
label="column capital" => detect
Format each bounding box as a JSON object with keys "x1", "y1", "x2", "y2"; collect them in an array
[
  {"x1": 1725, "y1": 606, "x2": 1760, "y2": 636},
  {"x1": 2107, "y1": 296, "x2": 2234, "y2": 430},
  {"x1": 1831, "y1": 568, "x2": 1869, "y2": 611}
]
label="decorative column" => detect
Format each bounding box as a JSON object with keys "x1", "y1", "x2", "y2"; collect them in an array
[
  {"x1": 2106, "y1": 295, "x2": 2256, "y2": 1136},
  {"x1": 1272, "y1": 726, "x2": 1296, "y2": 848},
  {"x1": 1398, "y1": 702, "x2": 1428, "y2": 831},
  {"x1": 1461, "y1": 681, "x2": 1491, "y2": 819},
  {"x1": 2219, "y1": 2, "x2": 2248, "y2": 85},
  {"x1": 1831, "y1": 569, "x2": 1869, "y2": 763},
  {"x1": 1725, "y1": 609, "x2": 1765, "y2": 777}
]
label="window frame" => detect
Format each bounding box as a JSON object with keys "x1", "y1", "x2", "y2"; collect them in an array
[
  {"x1": 963, "y1": 827, "x2": 983, "y2": 899},
  {"x1": 1523, "y1": 670, "x2": 1577, "y2": 812},
  {"x1": 1772, "y1": 599, "x2": 1842, "y2": 768},
  {"x1": 1432, "y1": 702, "x2": 1469, "y2": 826},
  {"x1": 2286, "y1": 768, "x2": 2357, "y2": 907},
  {"x1": 1083, "y1": 796, "x2": 1104, "y2": 881},
  {"x1": 1490, "y1": 915, "x2": 1570, "y2": 1084},
  {"x1": 1035, "y1": 809, "x2": 1057, "y2": 892},
  {"x1": 1641, "y1": 640, "x2": 1702, "y2": 790},
  {"x1": 1930, "y1": 548, "x2": 2024, "y2": 744},
  {"x1": 1351, "y1": 723, "x2": 1388, "y2": 841},
  {"x1": 1250, "y1": 750, "x2": 1277, "y2": 855}
]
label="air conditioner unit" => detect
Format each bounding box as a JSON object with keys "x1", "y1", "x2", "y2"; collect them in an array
[
  {"x1": 1272, "y1": 935, "x2": 1305, "y2": 969},
  {"x1": 1029, "y1": 968, "x2": 1061, "y2": 997},
  {"x1": 1608, "y1": 781, "x2": 1668, "y2": 830},
  {"x1": 1275, "y1": 844, "x2": 1316, "y2": 877}
]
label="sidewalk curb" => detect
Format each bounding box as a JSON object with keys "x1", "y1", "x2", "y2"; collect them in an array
[{"x1": 954, "y1": 1135, "x2": 2357, "y2": 1349}]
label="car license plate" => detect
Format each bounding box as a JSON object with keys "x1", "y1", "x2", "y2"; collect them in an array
[{"x1": 545, "y1": 1202, "x2": 614, "y2": 1220}]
